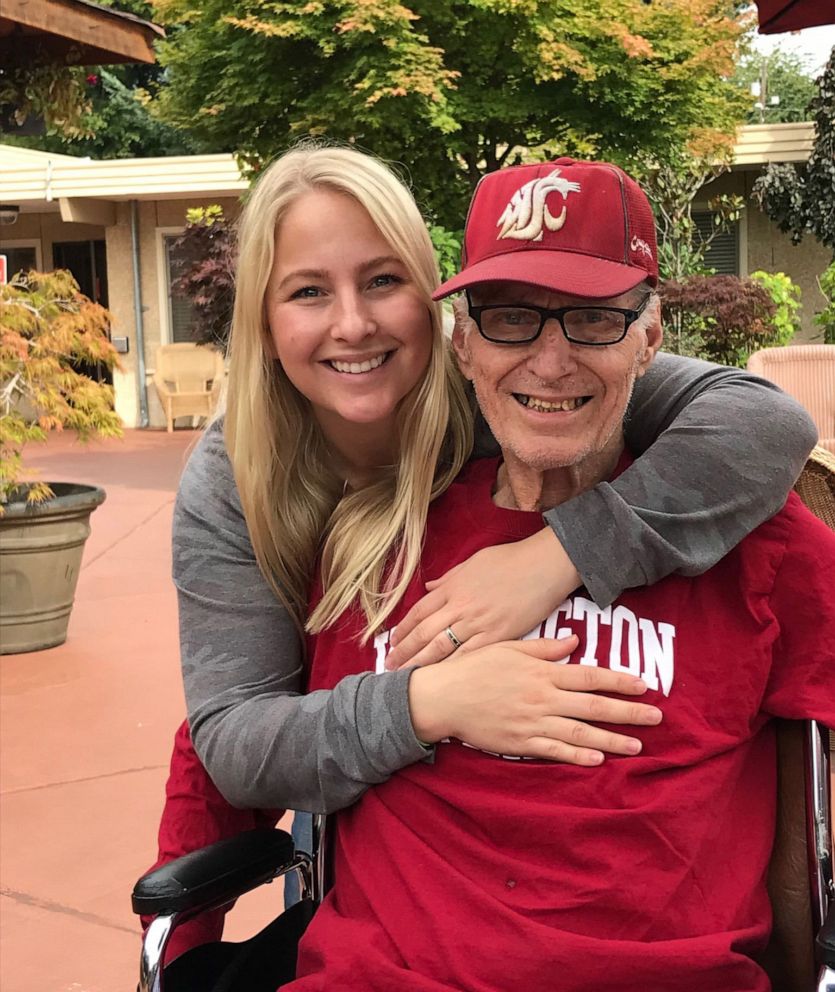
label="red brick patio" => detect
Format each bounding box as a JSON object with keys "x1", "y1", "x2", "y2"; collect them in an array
[{"x1": 0, "y1": 428, "x2": 279, "y2": 992}]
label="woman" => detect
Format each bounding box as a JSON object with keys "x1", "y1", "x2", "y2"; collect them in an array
[{"x1": 151, "y1": 145, "x2": 814, "y2": 957}]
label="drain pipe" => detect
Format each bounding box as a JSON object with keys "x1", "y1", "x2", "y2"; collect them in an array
[{"x1": 129, "y1": 199, "x2": 150, "y2": 427}]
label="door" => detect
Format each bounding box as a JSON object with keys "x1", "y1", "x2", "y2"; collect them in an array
[{"x1": 52, "y1": 240, "x2": 112, "y2": 384}]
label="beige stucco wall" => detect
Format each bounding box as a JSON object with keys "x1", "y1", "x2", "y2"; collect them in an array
[{"x1": 697, "y1": 170, "x2": 831, "y2": 343}]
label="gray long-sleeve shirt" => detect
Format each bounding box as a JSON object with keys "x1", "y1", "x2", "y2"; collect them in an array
[{"x1": 175, "y1": 352, "x2": 816, "y2": 814}]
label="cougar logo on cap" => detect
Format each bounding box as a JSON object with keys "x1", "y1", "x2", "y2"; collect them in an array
[
  {"x1": 497, "y1": 168, "x2": 581, "y2": 243},
  {"x1": 630, "y1": 236, "x2": 653, "y2": 260}
]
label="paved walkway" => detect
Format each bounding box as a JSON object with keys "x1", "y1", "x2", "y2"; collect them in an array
[{"x1": 1, "y1": 429, "x2": 278, "y2": 992}]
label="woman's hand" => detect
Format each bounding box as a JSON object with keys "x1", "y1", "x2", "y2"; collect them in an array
[
  {"x1": 386, "y1": 527, "x2": 581, "y2": 670},
  {"x1": 407, "y1": 636, "x2": 662, "y2": 766}
]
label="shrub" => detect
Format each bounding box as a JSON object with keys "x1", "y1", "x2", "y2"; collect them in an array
[
  {"x1": 0, "y1": 270, "x2": 121, "y2": 507},
  {"x1": 750, "y1": 270, "x2": 801, "y2": 347},
  {"x1": 170, "y1": 206, "x2": 237, "y2": 349},
  {"x1": 814, "y1": 262, "x2": 835, "y2": 345},
  {"x1": 659, "y1": 276, "x2": 777, "y2": 367}
]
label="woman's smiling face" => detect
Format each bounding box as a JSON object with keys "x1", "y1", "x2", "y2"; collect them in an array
[{"x1": 266, "y1": 188, "x2": 433, "y2": 453}]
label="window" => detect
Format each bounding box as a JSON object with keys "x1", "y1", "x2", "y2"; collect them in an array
[
  {"x1": 163, "y1": 234, "x2": 197, "y2": 343},
  {"x1": 692, "y1": 211, "x2": 739, "y2": 276},
  {"x1": 1, "y1": 244, "x2": 39, "y2": 278}
]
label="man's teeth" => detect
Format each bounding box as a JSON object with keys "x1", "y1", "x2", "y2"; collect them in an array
[
  {"x1": 516, "y1": 395, "x2": 588, "y2": 412},
  {"x1": 329, "y1": 353, "x2": 388, "y2": 374}
]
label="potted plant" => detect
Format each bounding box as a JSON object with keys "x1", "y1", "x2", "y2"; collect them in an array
[{"x1": 0, "y1": 269, "x2": 121, "y2": 654}]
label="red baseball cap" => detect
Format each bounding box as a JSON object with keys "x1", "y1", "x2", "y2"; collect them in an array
[{"x1": 433, "y1": 158, "x2": 658, "y2": 301}]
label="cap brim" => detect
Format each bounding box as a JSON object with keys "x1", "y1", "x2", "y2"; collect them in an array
[{"x1": 433, "y1": 249, "x2": 651, "y2": 301}]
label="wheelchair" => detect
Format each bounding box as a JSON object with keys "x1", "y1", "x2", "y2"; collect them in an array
[
  {"x1": 133, "y1": 447, "x2": 835, "y2": 992},
  {"x1": 133, "y1": 722, "x2": 835, "y2": 992}
]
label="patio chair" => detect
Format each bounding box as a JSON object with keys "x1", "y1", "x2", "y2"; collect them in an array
[
  {"x1": 747, "y1": 344, "x2": 835, "y2": 455},
  {"x1": 153, "y1": 344, "x2": 225, "y2": 433},
  {"x1": 132, "y1": 448, "x2": 835, "y2": 992}
]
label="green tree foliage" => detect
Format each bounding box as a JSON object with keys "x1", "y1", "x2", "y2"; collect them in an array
[
  {"x1": 814, "y1": 262, "x2": 835, "y2": 344},
  {"x1": 637, "y1": 142, "x2": 744, "y2": 282},
  {"x1": 734, "y1": 50, "x2": 817, "y2": 124},
  {"x1": 750, "y1": 270, "x2": 801, "y2": 346},
  {"x1": 752, "y1": 48, "x2": 835, "y2": 252},
  {"x1": 151, "y1": 0, "x2": 749, "y2": 226}
]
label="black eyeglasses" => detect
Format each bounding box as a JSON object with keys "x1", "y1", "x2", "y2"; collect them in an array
[{"x1": 466, "y1": 291, "x2": 652, "y2": 346}]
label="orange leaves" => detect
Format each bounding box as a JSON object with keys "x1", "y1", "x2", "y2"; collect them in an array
[
  {"x1": 336, "y1": 0, "x2": 418, "y2": 35},
  {"x1": 619, "y1": 30, "x2": 654, "y2": 59},
  {"x1": 0, "y1": 270, "x2": 122, "y2": 504}
]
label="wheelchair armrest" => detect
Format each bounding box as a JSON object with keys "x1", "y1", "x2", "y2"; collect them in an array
[
  {"x1": 817, "y1": 895, "x2": 835, "y2": 967},
  {"x1": 132, "y1": 828, "x2": 296, "y2": 918}
]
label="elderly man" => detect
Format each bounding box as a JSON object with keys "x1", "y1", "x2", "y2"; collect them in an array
[{"x1": 282, "y1": 159, "x2": 835, "y2": 991}]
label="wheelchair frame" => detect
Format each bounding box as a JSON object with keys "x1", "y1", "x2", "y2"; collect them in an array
[{"x1": 134, "y1": 730, "x2": 834, "y2": 992}]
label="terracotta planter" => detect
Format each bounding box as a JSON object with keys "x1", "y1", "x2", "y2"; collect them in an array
[{"x1": 0, "y1": 483, "x2": 106, "y2": 654}]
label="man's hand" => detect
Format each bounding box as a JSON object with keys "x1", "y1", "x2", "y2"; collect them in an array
[
  {"x1": 407, "y1": 637, "x2": 663, "y2": 766},
  {"x1": 386, "y1": 527, "x2": 581, "y2": 670}
]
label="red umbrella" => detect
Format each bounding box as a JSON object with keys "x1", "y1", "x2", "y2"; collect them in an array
[{"x1": 754, "y1": 0, "x2": 835, "y2": 34}]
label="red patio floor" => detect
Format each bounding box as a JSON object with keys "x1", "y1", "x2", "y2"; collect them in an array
[{"x1": 0, "y1": 429, "x2": 282, "y2": 991}]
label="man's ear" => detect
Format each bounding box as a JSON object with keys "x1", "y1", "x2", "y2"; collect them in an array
[
  {"x1": 636, "y1": 299, "x2": 663, "y2": 378},
  {"x1": 451, "y1": 297, "x2": 474, "y2": 381}
]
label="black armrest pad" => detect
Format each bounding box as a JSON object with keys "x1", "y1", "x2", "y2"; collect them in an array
[
  {"x1": 132, "y1": 828, "x2": 296, "y2": 917},
  {"x1": 817, "y1": 895, "x2": 835, "y2": 966}
]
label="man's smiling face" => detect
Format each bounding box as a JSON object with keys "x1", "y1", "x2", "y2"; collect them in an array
[{"x1": 452, "y1": 281, "x2": 662, "y2": 473}]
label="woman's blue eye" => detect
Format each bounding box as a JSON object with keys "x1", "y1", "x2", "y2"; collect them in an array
[
  {"x1": 370, "y1": 273, "x2": 402, "y2": 289},
  {"x1": 290, "y1": 286, "x2": 321, "y2": 299}
]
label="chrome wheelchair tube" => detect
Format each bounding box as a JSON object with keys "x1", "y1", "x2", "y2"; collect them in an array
[
  {"x1": 311, "y1": 813, "x2": 328, "y2": 904},
  {"x1": 807, "y1": 721, "x2": 834, "y2": 933},
  {"x1": 139, "y1": 912, "x2": 180, "y2": 992}
]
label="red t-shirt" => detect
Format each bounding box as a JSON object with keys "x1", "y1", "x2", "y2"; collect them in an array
[{"x1": 287, "y1": 456, "x2": 835, "y2": 992}]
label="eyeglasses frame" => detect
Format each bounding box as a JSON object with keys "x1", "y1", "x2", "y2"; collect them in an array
[{"x1": 465, "y1": 290, "x2": 653, "y2": 347}]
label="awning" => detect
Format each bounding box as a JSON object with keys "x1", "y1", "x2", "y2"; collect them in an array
[
  {"x1": 754, "y1": 0, "x2": 835, "y2": 34},
  {"x1": 0, "y1": 0, "x2": 163, "y2": 67}
]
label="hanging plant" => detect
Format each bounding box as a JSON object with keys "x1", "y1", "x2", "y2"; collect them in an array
[{"x1": 0, "y1": 63, "x2": 93, "y2": 137}]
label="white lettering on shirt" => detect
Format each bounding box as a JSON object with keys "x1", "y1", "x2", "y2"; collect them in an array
[{"x1": 376, "y1": 597, "x2": 676, "y2": 696}]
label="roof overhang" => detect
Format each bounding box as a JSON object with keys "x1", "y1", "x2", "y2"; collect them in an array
[
  {"x1": 0, "y1": 147, "x2": 249, "y2": 211},
  {"x1": 0, "y1": 0, "x2": 163, "y2": 68},
  {"x1": 731, "y1": 122, "x2": 815, "y2": 168}
]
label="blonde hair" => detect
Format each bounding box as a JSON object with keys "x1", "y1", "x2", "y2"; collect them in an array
[{"x1": 224, "y1": 145, "x2": 472, "y2": 640}]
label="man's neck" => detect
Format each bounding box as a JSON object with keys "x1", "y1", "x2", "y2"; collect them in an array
[{"x1": 493, "y1": 432, "x2": 625, "y2": 512}]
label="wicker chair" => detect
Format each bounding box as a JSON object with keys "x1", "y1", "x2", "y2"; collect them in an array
[
  {"x1": 152, "y1": 344, "x2": 225, "y2": 433},
  {"x1": 747, "y1": 345, "x2": 835, "y2": 455}
]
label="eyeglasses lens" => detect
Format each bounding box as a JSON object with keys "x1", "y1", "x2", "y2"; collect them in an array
[
  {"x1": 480, "y1": 307, "x2": 626, "y2": 344},
  {"x1": 563, "y1": 309, "x2": 626, "y2": 344}
]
